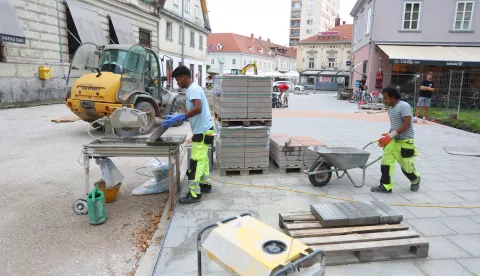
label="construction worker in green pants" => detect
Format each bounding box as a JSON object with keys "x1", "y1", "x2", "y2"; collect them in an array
[
  {"x1": 162, "y1": 65, "x2": 214, "y2": 204},
  {"x1": 371, "y1": 86, "x2": 421, "y2": 193}
]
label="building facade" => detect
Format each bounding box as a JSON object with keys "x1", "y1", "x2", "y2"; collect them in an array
[
  {"x1": 296, "y1": 23, "x2": 352, "y2": 90},
  {"x1": 0, "y1": 0, "x2": 210, "y2": 107},
  {"x1": 290, "y1": 0, "x2": 340, "y2": 46},
  {"x1": 206, "y1": 33, "x2": 296, "y2": 75},
  {"x1": 350, "y1": 0, "x2": 480, "y2": 95}
]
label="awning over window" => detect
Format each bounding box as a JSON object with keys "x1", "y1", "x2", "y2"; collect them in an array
[
  {"x1": 65, "y1": 0, "x2": 106, "y2": 46},
  {"x1": 378, "y1": 45, "x2": 480, "y2": 67},
  {"x1": 108, "y1": 14, "x2": 136, "y2": 45},
  {"x1": 0, "y1": 0, "x2": 26, "y2": 44}
]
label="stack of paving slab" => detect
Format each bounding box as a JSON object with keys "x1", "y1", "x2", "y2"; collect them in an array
[
  {"x1": 270, "y1": 134, "x2": 327, "y2": 172},
  {"x1": 215, "y1": 117, "x2": 270, "y2": 172},
  {"x1": 310, "y1": 201, "x2": 403, "y2": 227},
  {"x1": 213, "y1": 75, "x2": 272, "y2": 120}
]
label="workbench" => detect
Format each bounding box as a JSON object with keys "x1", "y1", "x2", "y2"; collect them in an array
[{"x1": 75, "y1": 133, "x2": 187, "y2": 216}]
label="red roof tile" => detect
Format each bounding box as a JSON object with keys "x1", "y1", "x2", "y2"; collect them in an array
[
  {"x1": 298, "y1": 24, "x2": 353, "y2": 43},
  {"x1": 207, "y1": 33, "x2": 297, "y2": 59}
]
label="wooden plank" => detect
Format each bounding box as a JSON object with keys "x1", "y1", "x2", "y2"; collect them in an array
[
  {"x1": 280, "y1": 213, "x2": 316, "y2": 222},
  {"x1": 298, "y1": 230, "x2": 420, "y2": 246},
  {"x1": 284, "y1": 222, "x2": 323, "y2": 231},
  {"x1": 51, "y1": 115, "x2": 80, "y2": 123},
  {"x1": 289, "y1": 224, "x2": 409, "y2": 238},
  {"x1": 311, "y1": 237, "x2": 428, "y2": 254}
]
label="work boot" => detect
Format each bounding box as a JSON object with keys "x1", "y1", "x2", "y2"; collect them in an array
[
  {"x1": 411, "y1": 177, "x2": 421, "y2": 192},
  {"x1": 200, "y1": 184, "x2": 212, "y2": 193},
  {"x1": 371, "y1": 184, "x2": 392, "y2": 193},
  {"x1": 179, "y1": 192, "x2": 202, "y2": 204}
]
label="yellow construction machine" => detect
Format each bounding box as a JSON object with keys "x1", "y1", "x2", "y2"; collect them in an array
[
  {"x1": 65, "y1": 43, "x2": 184, "y2": 134},
  {"x1": 230, "y1": 61, "x2": 258, "y2": 75}
]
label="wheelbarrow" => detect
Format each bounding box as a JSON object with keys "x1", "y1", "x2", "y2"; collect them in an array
[{"x1": 304, "y1": 141, "x2": 381, "y2": 188}]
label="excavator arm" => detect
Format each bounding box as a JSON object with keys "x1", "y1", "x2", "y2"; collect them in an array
[{"x1": 240, "y1": 61, "x2": 258, "y2": 75}]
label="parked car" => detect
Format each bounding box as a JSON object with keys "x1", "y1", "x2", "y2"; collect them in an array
[{"x1": 273, "y1": 81, "x2": 305, "y2": 92}]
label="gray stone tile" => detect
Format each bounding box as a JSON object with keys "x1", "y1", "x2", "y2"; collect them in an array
[
  {"x1": 438, "y1": 217, "x2": 480, "y2": 234},
  {"x1": 371, "y1": 193, "x2": 411, "y2": 204},
  {"x1": 447, "y1": 181, "x2": 480, "y2": 191},
  {"x1": 398, "y1": 192, "x2": 438, "y2": 204},
  {"x1": 169, "y1": 210, "x2": 211, "y2": 228},
  {"x1": 404, "y1": 206, "x2": 447, "y2": 218},
  {"x1": 442, "y1": 173, "x2": 476, "y2": 182},
  {"x1": 390, "y1": 205, "x2": 417, "y2": 219},
  {"x1": 455, "y1": 191, "x2": 480, "y2": 201},
  {"x1": 427, "y1": 192, "x2": 465, "y2": 203},
  {"x1": 471, "y1": 216, "x2": 480, "y2": 224},
  {"x1": 155, "y1": 247, "x2": 198, "y2": 274},
  {"x1": 456, "y1": 258, "x2": 480, "y2": 275},
  {"x1": 414, "y1": 259, "x2": 474, "y2": 276},
  {"x1": 422, "y1": 182, "x2": 457, "y2": 192},
  {"x1": 421, "y1": 174, "x2": 452, "y2": 183},
  {"x1": 424, "y1": 236, "x2": 471, "y2": 259},
  {"x1": 460, "y1": 202, "x2": 480, "y2": 215},
  {"x1": 448, "y1": 234, "x2": 480, "y2": 257},
  {"x1": 325, "y1": 261, "x2": 425, "y2": 276},
  {"x1": 406, "y1": 218, "x2": 457, "y2": 236},
  {"x1": 440, "y1": 207, "x2": 478, "y2": 217}
]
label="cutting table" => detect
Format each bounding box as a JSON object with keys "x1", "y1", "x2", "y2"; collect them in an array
[{"x1": 77, "y1": 128, "x2": 187, "y2": 216}]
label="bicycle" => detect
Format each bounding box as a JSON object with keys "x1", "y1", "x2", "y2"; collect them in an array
[{"x1": 348, "y1": 89, "x2": 372, "y2": 104}]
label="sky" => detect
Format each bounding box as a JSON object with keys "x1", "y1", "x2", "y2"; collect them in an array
[{"x1": 207, "y1": 0, "x2": 358, "y2": 46}]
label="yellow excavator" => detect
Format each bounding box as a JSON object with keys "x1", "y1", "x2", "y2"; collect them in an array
[
  {"x1": 65, "y1": 43, "x2": 185, "y2": 134},
  {"x1": 230, "y1": 61, "x2": 258, "y2": 75}
]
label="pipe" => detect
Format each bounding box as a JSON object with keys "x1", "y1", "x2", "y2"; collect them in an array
[
  {"x1": 200, "y1": 0, "x2": 211, "y2": 31},
  {"x1": 55, "y1": 0, "x2": 63, "y2": 63},
  {"x1": 181, "y1": 0, "x2": 185, "y2": 64}
]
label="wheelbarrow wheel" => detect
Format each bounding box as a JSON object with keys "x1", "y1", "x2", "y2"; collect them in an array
[
  {"x1": 275, "y1": 102, "x2": 283, "y2": 108},
  {"x1": 73, "y1": 199, "x2": 88, "y2": 215},
  {"x1": 308, "y1": 161, "x2": 332, "y2": 187}
]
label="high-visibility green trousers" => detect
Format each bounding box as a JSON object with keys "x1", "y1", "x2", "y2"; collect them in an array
[
  {"x1": 380, "y1": 138, "x2": 420, "y2": 191},
  {"x1": 187, "y1": 129, "x2": 214, "y2": 197}
]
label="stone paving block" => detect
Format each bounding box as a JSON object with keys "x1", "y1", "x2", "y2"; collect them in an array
[
  {"x1": 438, "y1": 217, "x2": 480, "y2": 234},
  {"x1": 404, "y1": 206, "x2": 447, "y2": 218},
  {"x1": 427, "y1": 192, "x2": 465, "y2": 203},
  {"x1": 454, "y1": 191, "x2": 480, "y2": 201},
  {"x1": 423, "y1": 236, "x2": 471, "y2": 259},
  {"x1": 311, "y1": 203, "x2": 349, "y2": 227},
  {"x1": 456, "y1": 258, "x2": 480, "y2": 275},
  {"x1": 369, "y1": 200, "x2": 403, "y2": 224},
  {"x1": 406, "y1": 218, "x2": 457, "y2": 236},
  {"x1": 333, "y1": 202, "x2": 359, "y2": 226},
  {"x1": 340, "y1": 202, "x2": 366, "y2": 225},
  {"x1": 349, "y1": 202, "x2": 380, "y2": 225},
  {"x1": 414, "y1": 259, "x2": 473, "y2": 276}
]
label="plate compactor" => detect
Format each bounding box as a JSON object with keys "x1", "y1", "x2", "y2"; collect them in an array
[{"x1": 197, "y1": 213, "x2": 325, "y2": 276}]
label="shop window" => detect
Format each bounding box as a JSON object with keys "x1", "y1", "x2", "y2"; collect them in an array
[{"x1": 139, "y1": 28, "x2": 151, "y2": 47}]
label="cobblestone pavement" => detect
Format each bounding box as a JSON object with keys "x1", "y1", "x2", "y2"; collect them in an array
[{"x1": 153, "y1": 93, "x2": 480, "y2": 276}]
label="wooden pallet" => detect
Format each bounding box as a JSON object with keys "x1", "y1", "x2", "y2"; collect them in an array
[
  {"x1": 219, "y1": 167, "x2": 269, "y2": 176},
  {"x1": 271, "y1": 159, "x2": 307, "y2": 174},
  {"x1": 214, "y1": 113, "x2": 272, "y2": 127},
  {"x1": 278, "y1": 212, "x2": 429, "y2": 265}
]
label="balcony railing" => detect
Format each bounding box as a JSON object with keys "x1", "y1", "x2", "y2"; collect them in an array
[{"x1": 290, "y1": 33, "x2": 300, "y2": 38}]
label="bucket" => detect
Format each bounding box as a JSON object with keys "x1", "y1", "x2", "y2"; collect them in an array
[
  {"x1": 96, "y1": 179, "x2": 121, "y2": 203},
  {"x1": 371, "y1": 91, "x2": 381, "y2": 103},
  {"x1": 86, "y1": 184, "x2": 107, "y2": 225}
]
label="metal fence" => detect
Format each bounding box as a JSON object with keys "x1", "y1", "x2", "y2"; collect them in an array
[{"x1": 387, "y1": 69, "x2": 480, "y2": 118}]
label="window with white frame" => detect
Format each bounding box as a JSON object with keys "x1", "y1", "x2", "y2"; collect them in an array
[
  {"x1": 309, "y1": 58, "x2": 315, "y2": 69},
  {"x1": 403, "y1": 2, "x2": 421, "y2": 30},
  {"x1": 454, "y1": 1, "x2": 475, "y2": 30},
  {"x1": 328, "y1": 57, "x2": 335, "y2": 68},
  {"x1": 199, "y1": 35, "x2": 203, "y2": 50},
  {"x1": 190, "y1": 31, "x2": 195, "y2": 47},
  {"x1": 166, "y1": 22, "x2": 173, "y2": 41},
  {"x1": 307, "y1": 19, "x2": 313, "y2": 25},
  {"x1": 195, "y1": 5, "x2": 200, "y2": 18},
  {"x1": 232, "y1": 59, "x2": 236, "y2": 65},
  {"x1": 366, "y1": 6, "x2": 372, "y2": 34},
  {"x1": 306, "y1": 29, "x2": 312, "y2": 34},
  {"x1": 211, "y1": 59, "x2": 214, "y2": 64},
  {"x1": 244, "y1": 60, "x2": 246, "y2": 65},
  {"x1": 186, "y1": 0, "x2": 190, "y2": 13}
]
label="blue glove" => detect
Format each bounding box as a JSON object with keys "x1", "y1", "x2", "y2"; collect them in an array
[
  {"x1": 162, "y1": 114, "x2": 186, "y2": 127},
  {"x1": 166, "y1": 115, "x2": 173, "y2": 120}
]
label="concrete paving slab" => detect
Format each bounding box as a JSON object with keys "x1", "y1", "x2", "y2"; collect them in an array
[
  {"x1": 456, "y1": 258, "x2": 480, "y2": 275},
  {"x1": 414, "y1": 259, "x2": 474, "y2": 276},
  {"x1": 448, "y1": 234, "x2": 480, "y2": 257},
  {"x1": 454, "y1": 191, "x2": 480, "y2": 201},
  {"x1": 427, "y1": 192, "x2": 465, "y2": 203},
  {"x1": 422, "y1": 182, "x2": 458, "y2": 192},
  {"x1": 424, "y1": 236, "x2": 471, "y2": 259},
  {"x1": 439, "y1": 207, "x2": 478, "y2": 217},
  {"x1": 162, "y1": 227, "x2": 189, "y2": 248},
  {"x1": 399, "y1": 192, "x2": 439, "y2": 204},
  {"x1": 438, "y1": 217, "x2": 480, "y2": 234},
  {"x1": 472, "y1": 216, "x2": 480, "y2": 224},
  {"x1": 406, "y1": 218, "x2": 457, "y2": 236},
  {"x1": 446, "y1": 181, "x2": 480, "y2": 191},
  {"x1": 325, "y1": 261, "x2": 426, "y2": 276}
]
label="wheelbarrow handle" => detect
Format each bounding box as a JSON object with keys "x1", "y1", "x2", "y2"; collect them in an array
[{"x1": 363, "y1": 140, "x2": 379, "y2": 150}]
